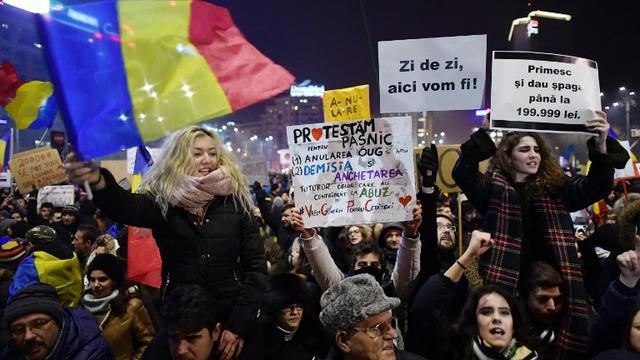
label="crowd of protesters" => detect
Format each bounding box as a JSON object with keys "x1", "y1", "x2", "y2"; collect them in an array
[{"x1": 0, "y1": 110, "x2": 640, "y2": 360}]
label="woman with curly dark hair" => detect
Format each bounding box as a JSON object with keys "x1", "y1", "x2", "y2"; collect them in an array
[{"x1": 452, "y1": 111, "x2": 629, "y2": 358}]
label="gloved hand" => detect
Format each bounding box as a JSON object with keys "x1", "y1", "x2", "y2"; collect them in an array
[{"x1": 418, "y1": 144, "x2": 438, "y2": 188}]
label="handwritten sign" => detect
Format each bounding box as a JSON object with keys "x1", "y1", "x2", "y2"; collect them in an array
[
  {"x1": 323, "y1": 85, "x2": 371, "y2": 122},
  {"x1": 287, "y1": 117, "x2": 416, "y2": 227},
  {"x1": 413, "y1": 145, "x2": 490, "y2": 193},
  {"x1": 9, "y1": 146, "x2": 66, "y2": 193},
  {"x1": 491, "y1": 51, "x2": 600, "y2": 134},
  {"x1": 37, "y1": 185, "x2": 75, "y2": 209},
  {"x1": 378, "y1": 34, "x2": 486, "y2": 113},
  {"x1": 240, "y1": 156, "x2": 270, "y2": 186}
]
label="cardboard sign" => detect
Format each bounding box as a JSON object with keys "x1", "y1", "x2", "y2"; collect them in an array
[
  {"x1": 9, "y1": 146, "x2": 66, "y2": 193},
  {"x1": 323, "y1": 85, "x2": 371, "y2": 122},
  {"x1": 414, "y1": 145, "x2": 490, "y2": 193},
  {"x1": 240, "y1": 156, "x2": 270, "y2": 186},
  {"x1": 37, "y1": 185, "x2": 75, "y2": 209},
  {"x1": 378, "y1": 34, "x2": 487, "y2": 113},
  {"x1": 491, "y1": 51, "x2": 601, "y2": 134},
  {"x1": 287, "y1": 117, "x2": 416, "y2": 227}
]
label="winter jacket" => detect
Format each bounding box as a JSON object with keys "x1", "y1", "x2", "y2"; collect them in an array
[
  {"x1": 92, "y1": 168, "x2": 267, "y2": 338},
  {"x1": 589, "y1": 279, "x2": 640, "y2": 356},
  {"x1": 0, "y1": 307, "x2": 114, "y2": 359},
  {"x1": 91, "y1": 298, "x2": 155, "y2": 360}
]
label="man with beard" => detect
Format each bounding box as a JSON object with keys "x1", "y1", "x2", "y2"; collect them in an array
[
  {"x1": 1, "y1": 283, "x2": 112, "y2": 359},
  {"x1": 435, "y1": 214, "x2": 457, "y2": 268}
]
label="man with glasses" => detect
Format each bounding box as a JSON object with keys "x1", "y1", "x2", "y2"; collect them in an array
[
  {"x1": 319, "y1": 274, "x2": 425, "y2": 360},
  {"x1": 0, "y1": 283, "x2": 112, "y2": 359}
]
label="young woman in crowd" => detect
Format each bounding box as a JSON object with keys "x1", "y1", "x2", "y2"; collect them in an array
[
  {"x1": 410, "y1": 230, "x2": 538, "y2": 360},
  {"x1": 83, "y1": 254, "x2": 155, "y2": 360},
  {"x1": 452, "y1": 111, "x2": 628, "y2": 357},
  {"x1": 66, "y1": 126, "x2": 267, "y2": 360}
]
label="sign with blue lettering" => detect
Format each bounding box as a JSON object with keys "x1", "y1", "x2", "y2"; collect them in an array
[{"x1": 286, "y1": 117, "x2": 416, "y2": 227}]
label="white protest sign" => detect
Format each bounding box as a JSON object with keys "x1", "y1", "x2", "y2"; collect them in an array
[
  {"x1": 240, "y1": 156, "x2": 270, "y2": 186},
  {"x1": 37, "y1": 185, "x2": 75, "y2": 209},
  {"x1": 287, "y1": 117, "x2": 416, "y2": 228},
  {"x1": 0, "y1": 172, "x2": 11, "y2": 188},
  {"x1": 614, "y1": 140, "x2": 639, "y2": 180},
  {"x1": 378, "y1": 34, "x2": 486, "y2": 113},
  {"x1": 491, "y1": 51, "x2": 600, "y2": 134},
  {"x1": 126, "y1": 147, "x2": 162, "y2": 174}
]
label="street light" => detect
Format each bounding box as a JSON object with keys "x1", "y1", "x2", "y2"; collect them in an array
[{"x1": 619, "y1": 87, "x2": 637, "y2": 141}]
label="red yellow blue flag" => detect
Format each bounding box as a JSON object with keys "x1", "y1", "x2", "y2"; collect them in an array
[{"x1": 38, "y1": 0, "x2": 294, "y2": 159}]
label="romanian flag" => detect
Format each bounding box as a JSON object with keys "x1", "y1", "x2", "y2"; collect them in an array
[
  {"x1": 128, "y1": 145, "x2": 162, "y2": 288},
  {"x1": 131, "y1": 145, "x2": 153, "y2": 193},
  {"x1": 39, "y1": 0, "x2": 294, "y2": 159},
  {"x1": 0, "y1": 61, "x2": 57, "y2": 130},
  {"x1": 0, "y1": 131, "x2": 10, "y2": 172}
]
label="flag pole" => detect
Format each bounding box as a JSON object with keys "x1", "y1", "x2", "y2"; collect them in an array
[{"x1": 9, "y1": 127, "x2": 14, "y2": 194}]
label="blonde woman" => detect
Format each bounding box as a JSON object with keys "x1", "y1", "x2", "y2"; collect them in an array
[{"x1": 66, "y1": 126, "x2": 267, "y2": 360}]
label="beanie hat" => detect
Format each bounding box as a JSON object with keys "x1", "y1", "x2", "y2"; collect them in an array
[
  {"x1": 266, "y1": 273, "x2": 307, "y2": 313},
  {"x1": 0, "y1": 210, "x2": 10, "y2": 219},
  {"x1": 378, "y1": 222, "x2": 404, "y2": 248},
  {"x1": 25, "y1": 225, "x2": 56, "y2": 245},
  {"x1": 61, "y1": 205, "x2": 78, "y2": 216},
  {"x1": 86, "y1": 254, "x2": 125, "y2": 288},
  {"x1": 319, "y1": 274, "x2": 400, "y2": 333},
  {"x1": 0, "y1": 239, "x2": 27, "y2": 267},
  {"x1": 3, "y1": 283, "x2": 65, "y2": 329}
]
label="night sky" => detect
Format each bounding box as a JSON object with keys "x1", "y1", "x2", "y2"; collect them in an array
[{"x1": 2, "y1": 0, "x2": 638, "y2": 151}]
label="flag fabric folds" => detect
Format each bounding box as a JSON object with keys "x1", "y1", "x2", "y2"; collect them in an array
[
  {"x1": 128, "y1": 145, "x2": 162, "y2": 288},
  {"x1": 0, "y1": 131, "x2": 10, "y2": 172},
  {"x1": 0, "y1": 61, "x2": 57, "y2": 130},
  {"x1": 131, "y1": 145, "x2": 153, "y2": 193},
  {"x1": 39, "y1": 0, "x2": 295, "y2": 159}
]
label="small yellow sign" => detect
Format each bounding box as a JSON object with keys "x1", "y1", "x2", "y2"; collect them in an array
[{"x1": 323, "y1": 85, "x2": 371, "y2": 122}]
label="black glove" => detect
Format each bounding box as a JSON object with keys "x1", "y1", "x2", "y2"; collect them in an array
[{"x1": 418, "y1": 144, "x2": 438, "y2": 188}]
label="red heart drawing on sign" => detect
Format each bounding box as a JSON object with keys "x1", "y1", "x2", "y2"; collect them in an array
[
  {"x1": 399, "y1": 195, "x2": 412, "y2": 208},
  {"x1": 311, "y1": 128, "x2": 323, "y2": 141}
]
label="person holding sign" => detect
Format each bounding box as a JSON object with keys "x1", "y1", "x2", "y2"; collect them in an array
[
  {"x1": 65, "y1": 126, "x2": 266, "y2": 360},
  {"x1": 452, "y1": 111, "x2": 629, "y2": 358},
  {"x1": 290, "y1": 203, "x2": 422, "y2": 302}
]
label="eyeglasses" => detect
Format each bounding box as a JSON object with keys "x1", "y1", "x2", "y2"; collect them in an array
[
  {"x1": 350, "y1": 316, "x2": 398, "y2": 339},
  {"x1": 437, "y1": 223, "x2": 456, "y2": 231},
  {"x1": 9, "y1": 317, "x2": 53, "y2": 338},
  {"x1": 280, "y1": 303, "x2": 303, "y2": 312}
]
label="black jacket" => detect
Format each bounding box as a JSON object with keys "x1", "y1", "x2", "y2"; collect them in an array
[{"x1": 92, "y1": 168, "x2": 268, "y2": 338}]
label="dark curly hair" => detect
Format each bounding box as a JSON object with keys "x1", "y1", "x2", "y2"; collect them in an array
[
  {"x1": 451, "y1": 285, "x2": 537, "y2": 359},
  {"x1": 489, "y1": 132, "x2": 565, "y2": 196}
]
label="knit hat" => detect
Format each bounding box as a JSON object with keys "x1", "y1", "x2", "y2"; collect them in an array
[
  {"x1": 0, "y1": 239, "x2": 27, "y2": 266},
  {"x1": 0, "y1": 210, "x2": 10, "y2": 219},
  {"x1": 266, "y1": 273, "x2": 307, "y2": 313},
  {"x1": 86, "y1": 254, "x2": 125, "y2": 288},
  {"x1": 378, "y1": 222, "x2": 403, "y2": 248},
  {"x1": 319, "y1": 274, "x2": 400, "y2": 333},
  {"x1": 61, "y1": 205, "x2": 78, "y2": 216},
  {"x1": 24, "y1": 225, "x2": 56, "y2": 245},
  {"x1": 3, "y1": 283, "x2": 65, "y2": 329}
]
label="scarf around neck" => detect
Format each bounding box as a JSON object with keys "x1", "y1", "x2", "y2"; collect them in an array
[
  {"x1": 83, "y1": 289, "x2": 120, "y2": 314},
  {"x1": 170, "y1": 167, "x2": 233, "y2": 219},
  {"x1": 472, "y1": 336, "x2": 538, "y2": 360}
]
